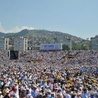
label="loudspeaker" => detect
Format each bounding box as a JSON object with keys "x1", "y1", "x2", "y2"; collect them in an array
[{"x1": 9, "y1": 50, "x2": 19, "y2": 60}]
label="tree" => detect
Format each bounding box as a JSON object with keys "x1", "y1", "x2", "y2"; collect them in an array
[{"x1": 62, "y1": 45, "x2": 70, "y2": 50}]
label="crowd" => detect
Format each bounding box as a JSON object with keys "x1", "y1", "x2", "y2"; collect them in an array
[{"x1": 0, "y1": 50, "x2": 98, "y2": 98}]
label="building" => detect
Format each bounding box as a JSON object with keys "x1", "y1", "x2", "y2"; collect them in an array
[
  {"x1": 13, "y1": 37, "x2": 28, "y2": 51},
  {"x1": 91, "y1": 35, "x2": 98, "y2": 50},
  {"x1": 0, "y1": 37, "x2": 9, "y2": 50}
]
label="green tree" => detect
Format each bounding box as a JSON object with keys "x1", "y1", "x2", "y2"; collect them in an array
[{"x1": 62, "y1": 45, "x2": 70, "y2": 50}]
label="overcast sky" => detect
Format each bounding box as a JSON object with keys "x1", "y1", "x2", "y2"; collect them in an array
[{"x1": 0, "y1": 0, "x2": 98, "y2": 39}]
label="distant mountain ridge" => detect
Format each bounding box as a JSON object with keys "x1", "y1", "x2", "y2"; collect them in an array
[
  {"x1": 0, "y1": 29, "x2": 29, "y2": 37},
  {"x1": 0, "y1": 29, "x2": 83, "y2": 38},
  {"x1": 0, "y1": 32, "x2": 6, "y2": 36},
  {"x1": 0, "y1": 29, "x2": 84, "y2": 46}
]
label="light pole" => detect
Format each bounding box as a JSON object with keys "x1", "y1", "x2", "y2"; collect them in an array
[
  {"x1": 67, "y1": 38, "x2": 72, "y2": 51},
  {"x1": 70, "y1": 38, "x2": 72, "y2": 51}
]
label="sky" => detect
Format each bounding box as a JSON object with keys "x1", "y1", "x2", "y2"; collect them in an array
[{"x1": 0, "y1": 0, "x2": 98, "y2": 39}]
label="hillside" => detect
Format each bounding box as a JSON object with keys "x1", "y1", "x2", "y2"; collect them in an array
[
  {"x1": 0, "y1": 29, "x2": 84, "y2": 46},
  {"x1": 0, "y1": 32, "x2": 5, "y2": 37}
]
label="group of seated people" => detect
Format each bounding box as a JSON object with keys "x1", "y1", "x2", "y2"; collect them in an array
[{"x1": 0, "y1": 50, "x2": 98, "y2": 98}]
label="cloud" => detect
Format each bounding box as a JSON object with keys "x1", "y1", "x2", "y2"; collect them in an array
[
  {"x1": 5, "y1": 26, "x2": 35, "y2": 33},
  {"x1": 0, "y1": 22, "x2": 35, "y2": 33}
]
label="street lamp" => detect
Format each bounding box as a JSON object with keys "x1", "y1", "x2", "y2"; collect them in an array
[{"x1": 67, "y1": 38, "x2": 72, "y2": 51}]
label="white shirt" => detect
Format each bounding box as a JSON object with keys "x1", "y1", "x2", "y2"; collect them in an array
[{"x1": 65, "y1": 93, "x2": 71, "y2": 98}]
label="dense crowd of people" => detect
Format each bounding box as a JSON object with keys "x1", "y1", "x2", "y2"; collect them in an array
[{"x1": 0, "y1": 50, "x2": 98, "y2": 98}]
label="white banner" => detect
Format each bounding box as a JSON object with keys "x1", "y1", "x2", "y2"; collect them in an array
[{"x1": 40, "y1": 43, "x2": 62, "y2": 50}]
